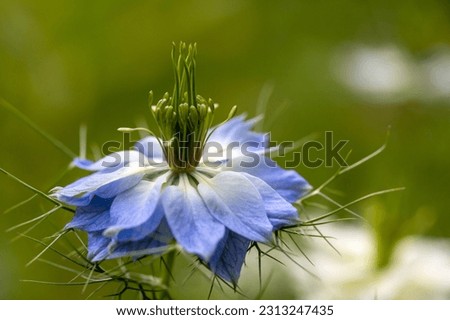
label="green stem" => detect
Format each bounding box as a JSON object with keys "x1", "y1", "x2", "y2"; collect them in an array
[
  {"x1": 0, "y1": 98, "x2": 77, "y2": 159},
  {"x1": 161, "y1": 250, "x2": 176, "y2": 299}
]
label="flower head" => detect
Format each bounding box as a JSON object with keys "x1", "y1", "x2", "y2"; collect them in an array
[{"x1": 52, "y1": 43, "x2": 311, "y2": 283}]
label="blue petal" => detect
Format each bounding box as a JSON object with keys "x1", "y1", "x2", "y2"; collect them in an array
[
  {"x1": 56, "y1": 192, "x2": 94, "y2": 206},
  {"x1": 72, "y1": 150, "x2": 150, "y2": 171},
  {"x1": 73, "y1": 158, "x2": 99, "y2": 171},
  {"x1": 208, "y1": 115, "x2": 267, "y2": 148},
  {"x1": 94, "y1": 174, "x2": 144, "y2": 199},
  {"x1": 55, "y1": 174, "x2": 144, "y2": 206},
  {"x1": 87, "y1": 231, "x2": 112, "y2": 261},
  {"x1": 53, "y1": 165, "x2": 149, "y2": 205},
  {"x1": 112, "y1": 201, "x2": 165, "y2": 242},
  {"x1": 90, "y1": 219, "x2": 173, "y2": 261},
  {"x1": 104, "y1": 174, "x2": 168, "y2": 240},
  {"x1": 209, "y1": 230, "x2": 250, "y2": 283},
  {"x1": 105, "y1": 238, "x2": 167, "y2": 260},
  {"x1": 225, "y1": 155, "x2": 311, "y2": 203},
  {"x1": 65, "y1": 196, "x2": 113, "y2": 232},
  {"x1": 197, "y1": 171, "x2": 273, "y2": 242},
  {"x1": 204, "y1": 115, "x2": 268, "y2": 164},
  {"x1": 134, "y1": 136, "x2": 165, "y2": 163},
  {"x1": 241, "y1": 173, "x2": 299, "y2": 229},
  {"x1": 162, "y1": 175, "x2": 225, "y2": 261}
]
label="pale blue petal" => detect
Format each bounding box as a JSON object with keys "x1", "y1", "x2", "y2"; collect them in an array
[
  {"x1": 105, "y1": 238, "x2": 167, "y2": 260},
  {"x1": 90, "y1": 219, "x2": 173, "y2": 261},
  {"x1": 53, "y1": 165, "x2": 149, "y2": 205},
  {"x1": 72, "y1": 158, "x2": 99, "y2": 171},
  {"x1": 134, "y1": 136, "x2": 165, "y2": 163},
  {"x1": 208, "y1": 230, "x2": 250, "y2": 283},
  {"x1": 54, "y1": 167, "x2": 144, "y2": 197},
  {"x1": 94, "y1": 174, "x2": 144, "y2": 199},
  {"x1": 113, "y1": 201, "x2": 165, "y2": 242},
  {"x1": 55, "y1": 174, "x2": 144, "y2": 206},
  {"x1": 104, "y1": 174, "x2": 168, "y2": 238},
  {"x1": 87, "y1": 231, "x2": 111, "y2": 261},
  {"x1": 162, "y1": 176, "x2": 225, "y2": 261},
  {"x1": 204, "y1": 115, "x2": 268, "y2": 163},
  {"x1": 208, "y1": 114, "x2": 267, "y2": 148},
  {"x1": 73, "y1": 150, "x2": 150, "y2": 171},
  {"x1": 65, "y1": 196, "x2": 113, "y2": 232},
  {"x1": 56, "y1": 193, "x2": 94, "y2": 206},
  {"x1": 241, "y1": 173, "x2": 299, "y2": 229},
  {"x1": 197, "y1": 171, "x2": 273, "y2": 242},
  {"x1": 224, "y1": 155, "x2": 311, "y2": 203}
]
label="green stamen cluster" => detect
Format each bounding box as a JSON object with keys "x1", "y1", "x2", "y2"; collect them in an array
[{"x1": 149, "y1": 43, "x2": 236, "y2": 172}]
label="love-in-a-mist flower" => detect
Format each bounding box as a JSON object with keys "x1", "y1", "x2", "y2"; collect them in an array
[{"x1": 52, "y1": 43, "x2": 311, "y2": 283}]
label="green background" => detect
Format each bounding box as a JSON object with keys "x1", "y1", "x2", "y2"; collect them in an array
[{"x1": 1, "y1": 0, "x2": 449, "y2": 299}]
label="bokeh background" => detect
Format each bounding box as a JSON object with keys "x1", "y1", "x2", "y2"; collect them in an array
[{"x1": 1, "y1": 0, "x2": 449, "y2": 299}]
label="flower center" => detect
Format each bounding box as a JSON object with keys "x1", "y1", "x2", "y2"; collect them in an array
[{"x1": 150, "y1": 43, "x2": 236, "y2": 173}]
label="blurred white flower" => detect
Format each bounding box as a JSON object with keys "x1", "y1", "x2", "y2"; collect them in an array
[
  {"x1": 376, "y1": 237, "x2": 450, "y2": 299},
  {"x1": 288, "y1": 224, "x2": 450, "y2": 299},
  {"x1": 333, "y1": 45, "x2": 416, "y2": 104},
  {"x1": 421, "y1": 47, "x2": 450, "y2": 100},
  {"x1": 333, "y1": 43, "x2": 450, "y2": 104}
]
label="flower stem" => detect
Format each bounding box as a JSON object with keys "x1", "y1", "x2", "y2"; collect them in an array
[{"x1": 160, "y1": 250, "x2": 176, "y2": 299}]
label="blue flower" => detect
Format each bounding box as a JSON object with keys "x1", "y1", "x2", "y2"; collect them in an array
[
  {"x1": 53, "y1": 116, "x2": 311, "y2": 283},
  {"x1": 52, "y1": 43, "x2": 311, "y2": 283}
]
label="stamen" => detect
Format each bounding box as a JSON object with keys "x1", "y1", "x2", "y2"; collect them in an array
[{"x1": 148, "y1": 42, "x2": 237, "y2": 172}]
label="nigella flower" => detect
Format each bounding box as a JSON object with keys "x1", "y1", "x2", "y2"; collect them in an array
[{"x1": 52, "y1": 43, "x2": 311, "y2": 284}]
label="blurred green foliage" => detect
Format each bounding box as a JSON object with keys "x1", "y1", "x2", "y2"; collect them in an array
[{"x1": 1, "y1": 0, "x2": 449, "y2": 299}]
